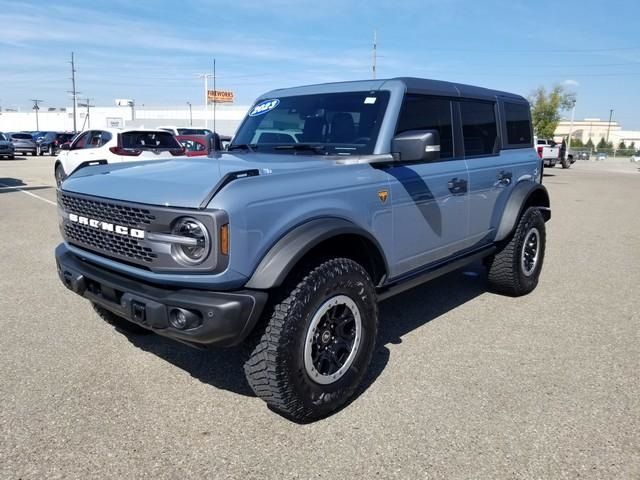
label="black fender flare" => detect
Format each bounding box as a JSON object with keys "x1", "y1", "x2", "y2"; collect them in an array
[
  {"x1": 245, "y1": 218, "x2": 388, "y2": 290},
  {"x1": 494, "y1": 181, "x2": 551, "y2": 242}
]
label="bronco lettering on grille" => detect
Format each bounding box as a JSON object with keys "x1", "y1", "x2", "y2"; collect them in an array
[{"x1": 68, "y1": 213, "x2": 145, "y2": 239}]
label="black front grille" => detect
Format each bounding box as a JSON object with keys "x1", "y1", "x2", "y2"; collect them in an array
[
  {"x1": 60, "y1": 193, "x2": 156, "y2": 228},
  {"x1": 64, "y1": 222, "x2": 157, "y2": 264}
]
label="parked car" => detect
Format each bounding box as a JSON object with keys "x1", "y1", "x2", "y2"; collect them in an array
[
  {"x1": 55, "y1": 77, "x2": 550, "y2": 421},
  {"x1": 176, "y1": 133, "x2": 222, "y2": 156},
  {"x1": 596, "y1": 152, "x2": 608, "y2": 161},
  {"x1": 9, "y1": 132, "x2": 37, "y2": 156},
  {"x1": 630, "y1": 151, "x2": 640, "y2": 162},
  {"x1": 0, "y1": 132, "x2": 16, "y2": 159},
  {"x1": 576, "y1": 151, "x2": 590, "y2": 161},
  {"x1": 54, "y1": 128, "x2": 185, "y2": 186},
  {"x1": 535, "y1": 138, "x2": 560, "y2": 167},
  {"x1": 36, "y1": 132, "x2": 76, "y2": 156},
  {"x1": 158, "y1": 126, "x2": 214, "y2": 136}
]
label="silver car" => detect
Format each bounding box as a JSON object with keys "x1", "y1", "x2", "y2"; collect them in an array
[{"x1": 9, "y1": 132, "x2": 37, "y2": 156}]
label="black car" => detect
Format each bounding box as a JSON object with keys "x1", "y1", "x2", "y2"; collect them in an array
[
  {"x1": 0, "y1": 132, "x2": 16, "y2": 159},
  {"x1": 576, "y1": 151, "x2": 590, "y2": 160},
  {"x1": 37, "y1": 132, "x2": 76, "y2": 155}
]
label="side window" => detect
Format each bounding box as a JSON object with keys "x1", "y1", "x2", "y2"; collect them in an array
[
  {"x1": 99, "y1": 131, "x2": 112, "y2": 146},
  {"x1": 396, "y1": 95, "x2": 454, "y2": 159},
  {"x1": 460, "y1": 101, "x2": 498, "y2": 157},
  {"x1": 71, "y1": 132, "x2": 90, "y2": 149},
  {"x1": 504, "y1": 102, "x2": 532, "y2": 145}
]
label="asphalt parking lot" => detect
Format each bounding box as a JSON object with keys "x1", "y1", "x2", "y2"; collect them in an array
[{"x1": 1, "y1": 156, "x2": 638, "y2": 479}]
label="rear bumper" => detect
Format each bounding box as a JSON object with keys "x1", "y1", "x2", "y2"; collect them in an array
[
  {"x1": 55, "y1": 244, "x2": 268, "y2": 348},
  {"x1": 543, "y1": 158, "x2": 557, "y2": 166},
  {"x1": 14, "y1": 146, "x2": 36, "y2": 153}
]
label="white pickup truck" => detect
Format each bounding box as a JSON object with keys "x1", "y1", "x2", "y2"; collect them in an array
[{"x1": 535, "y1": 138, "x2": 560, "y2": 167}]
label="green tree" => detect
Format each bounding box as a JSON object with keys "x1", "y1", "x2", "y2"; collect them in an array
[
  {"x1": 585, "y1": 138, "x2": 594, "y2": 149},
  {"x1": 569, "y1": 137, "x2": 583, "y2": 148},
  {"x1": 618, "y1": 141, "x2": 627, "y2": 150},
  {"x1": 597, "y1": 137, "x2": 607, "y2": 149},
  {"x1": 529, "y1": 85, "x2": 575, "y2": 139},
  {"x1": 630, "y1": 142, "x2": 636, "y2": 150}
]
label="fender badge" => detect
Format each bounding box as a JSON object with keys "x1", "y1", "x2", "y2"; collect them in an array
[{"x1": 378, "y1": 190, "x2": 389, "y2": 203}]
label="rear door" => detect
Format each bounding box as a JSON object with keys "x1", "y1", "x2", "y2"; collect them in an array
[
  {"x1": 384, "y1": 95, "x2": 470, "y2": 276},
  {"x1": 464, "y1": 100, "x2": 531, "y2": 244}
]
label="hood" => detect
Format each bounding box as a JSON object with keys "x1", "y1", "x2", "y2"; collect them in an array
[{"x1": 61, "y1": 153, "x2": 334, "y2": 208}]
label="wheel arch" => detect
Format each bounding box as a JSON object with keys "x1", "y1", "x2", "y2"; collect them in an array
[
  {"x1": 245, "y1": 218, "x2": 389, "y2": 290},
  {"x1": 495, "y1": 181, "x2": 551, "y2": 242}
]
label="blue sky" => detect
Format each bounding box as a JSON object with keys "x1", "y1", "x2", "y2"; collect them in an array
[{"x1": 1, "y1": 0, "x2": 639, "y2": 128}]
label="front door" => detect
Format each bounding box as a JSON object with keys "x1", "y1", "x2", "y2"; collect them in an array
[{"x1": 384, "y1": 95, "x2": 470, "y2": 278}]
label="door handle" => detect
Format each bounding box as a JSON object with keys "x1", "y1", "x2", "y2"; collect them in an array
[
  {"x1": 496, "y1": 170, "x2": 512, "y2": 186},
  {"x1": 447, "y1": 177, "x2": 467, "y2": 195}
]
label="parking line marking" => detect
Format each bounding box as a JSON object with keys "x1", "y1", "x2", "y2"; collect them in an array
[{"x1": 0, "y1": 182, "x2": 57, "y2": 206}]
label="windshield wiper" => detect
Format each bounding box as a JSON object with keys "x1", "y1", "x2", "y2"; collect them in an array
[
  {"x1": 273, "y1": 144, "x2": 326, "y2": 153},
  {"x1": 228, "y1": 143, "x2": 257, "y2": 152}
]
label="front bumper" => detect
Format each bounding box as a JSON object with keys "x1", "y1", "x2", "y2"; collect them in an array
[{"x1": 55, "y1": 244, "x2": 268, "y2": 348}]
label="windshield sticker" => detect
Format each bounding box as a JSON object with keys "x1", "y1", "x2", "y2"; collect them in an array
[
  {"x1": 249, "y1": 99, "x2": 280, "y2": 117},
  {"x1": 364, "y1": 97, "x2": 377, "y2": 104}
]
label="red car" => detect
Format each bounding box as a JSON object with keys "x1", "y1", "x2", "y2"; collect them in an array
[{"x1": 176, "y1": 133, "x2": 224, "y2": 157}]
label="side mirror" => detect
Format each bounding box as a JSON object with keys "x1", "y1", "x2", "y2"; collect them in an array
[
  {"x1": 60, "y1": 143, "x2": 71, "y2": 150},
  {"x1": 391, "y1": 130, "x2": 440, "y2": 162}
]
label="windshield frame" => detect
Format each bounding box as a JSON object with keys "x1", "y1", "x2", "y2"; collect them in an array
[{"x1": 231, "y1": 90, "x2": 391, "y2": 156}]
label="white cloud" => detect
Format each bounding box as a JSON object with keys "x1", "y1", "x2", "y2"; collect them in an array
[{"x1": 562, "y1": 79, "x2": 580, "y2": 88}]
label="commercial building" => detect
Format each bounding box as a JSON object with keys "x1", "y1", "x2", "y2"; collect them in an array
[
  {"x1": 0, "y1": 104, "x2": 249, "y2": 137},
  {"x1": 554, "y1": 118, "x2": 640, "y2": 148}
]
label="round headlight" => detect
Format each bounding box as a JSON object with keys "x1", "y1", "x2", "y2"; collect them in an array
[{"x1": 170, "y1": 217, "x2": 211, "y2": 266}]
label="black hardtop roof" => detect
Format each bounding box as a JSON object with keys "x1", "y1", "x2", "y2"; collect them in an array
[
  {"x1": 391, "y1": 77, "x2": 527, "y2": 103},
  {"x1": 261, "y1": 77, "x2": 528, "y2": 104}
]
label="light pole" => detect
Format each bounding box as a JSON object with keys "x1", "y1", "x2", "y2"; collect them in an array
[
  {"x1": 567, "y1": 99, "x2": 576, "y2": 153},
  {"x1": 187, "y1": 101, "x2": 193, "y2": 126}
]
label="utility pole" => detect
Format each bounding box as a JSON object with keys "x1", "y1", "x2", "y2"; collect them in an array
[
  {"x1": 68, "y1": 52, "x2": 78, "y2": 132},
  {"x1": 372, "y1": 30, "x2": 377, "y2": 80},
  {"x1": 187, "y1": 102, "x2": 193, "y2": 126},
  {"x1": 31, "y1": 99, "x2": 43, "y2": 130},
  {"x1": 606, "y1": 109, "x2": 614, "y2": 144},
  {"x1": 78, "y1": 98, "x2": 94, "y2": 130}
]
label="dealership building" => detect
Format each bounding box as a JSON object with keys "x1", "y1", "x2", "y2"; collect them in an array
[
  {"x1": 0, "y1": 104, "x2": 249, "y2": 137},
  {"x1": 554, "y1": 118, "x2": 640, "y2": 147}
]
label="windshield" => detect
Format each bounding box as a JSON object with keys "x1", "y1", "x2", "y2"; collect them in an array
[
  {"x1": 0, "y1": 133, "x2": 6, "y2": 141},
  {"x1": 232, "y1": 91, "x2": 390, "y2": 155}
]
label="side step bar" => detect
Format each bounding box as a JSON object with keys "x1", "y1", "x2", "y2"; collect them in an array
[{"x1": 376, "y1": 246, "x2": 495, "y2": 301}]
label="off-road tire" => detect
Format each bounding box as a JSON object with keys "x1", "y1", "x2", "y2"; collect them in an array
[
  {"x1": 92, "y1": 303, "x2": 153, "y2": 335},
  {"x1": 487, "y1": 207, "x2": 546, "y2": 296},
  {"x1": 244, "y1": 258, "x2": 378, "y2": 422},
  {"x1": 55, "y1": 164, "x2": 66, "y2": 187}
]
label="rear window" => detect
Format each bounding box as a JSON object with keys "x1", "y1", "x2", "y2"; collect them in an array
[
  {"x1": 12, "y1": 133, "x2": 33, "y2": 140},
  {"x1": 504, "y1": 103, "x2": 532, "y2": 146},
  {"x1": 177, "y1": 128, "x2": 212, "y2": 135},
  {"x1": 122, "y1": 131, "x2": 181, "y2": 149}
]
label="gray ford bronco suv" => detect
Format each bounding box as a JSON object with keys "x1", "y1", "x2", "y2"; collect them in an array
[{"x1": 55, "y1": 78, "x2": 550, "y2": 421}]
